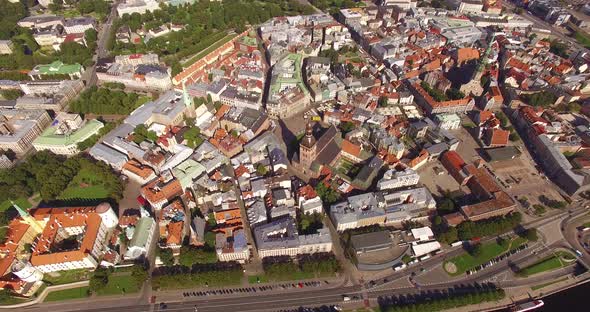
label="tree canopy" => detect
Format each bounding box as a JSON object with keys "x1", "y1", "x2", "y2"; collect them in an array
[{"x1": 69, "y1": 87, "x2": 150, "y2": 115}]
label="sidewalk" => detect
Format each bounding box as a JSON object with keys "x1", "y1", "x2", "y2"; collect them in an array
[
  {"x1": 153, "y1": 275, "x2": 346, "y2": 303},
  {"x1": 0, "y1": 281, "x2": 89, "y2": 309}
]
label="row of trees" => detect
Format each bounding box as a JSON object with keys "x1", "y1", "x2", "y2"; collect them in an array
[
  {"x1": 521, "y1": 91, "x2": 558, "y2": 107},
  {"x1": 380, "y1": 288, "x2": 505, "y2": 312},
  {"x1": 110, "y1": 0, "x2": 314, "y2": 74},
  {"x1": 433, "y1": 213, "x2": 523, "y2": 244},
  {"x1": 48, "y1": 0, "x2": 110, "y2": 19},
  {"x1": 420, "y1": 81, "x2": 464, "y2": 101},
  {"x1": 151, "y1": 262, "x2": 243, "y2": 290},
  {"x1": 69, "y1": 86, "x2": 150, "y2": 114},
  {"x1": 0, "y1": 151, "x2": 123, "y2": 204}
]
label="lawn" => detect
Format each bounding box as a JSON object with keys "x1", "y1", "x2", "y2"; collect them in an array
[
  {"x1": 58, "y1": 168, "x2": 110, "y2": 200},
  {"x1": 583, "y1": 222, "x2": 590, "y2": 228},
  {"x1": 43, "y1": 269, "x2": 90, "y2": 285},
  {"x1": 152, "y1": 270, "x2": 243, "y2": 290},
  {"x1": 574, "y1": 31, "x2": 590, "y2": 49},
  {"x1": 44, "y1": 286, "x2": 90, "y2": 302},
  {"x1": 96, "y1": 275, "x2": 141, "y2": 296},
  {"x1": 0, "y1": 198, "x2": 32, "y2": 213},
  {"x1": 445, "y1": 237, "x2": 527, "y2": 276},
  {"x1": 517, "y1": 251, "x2": 575, "y2": 277},
  {"x1": 531, "y1": 277, "x2": 568, "y2": 291},
  {"x1": 182, "y1": 33, "x2": 237, "y2": 67},
  {"x1": 247, "y1": 275, "x2": 269, "y2": 284}
]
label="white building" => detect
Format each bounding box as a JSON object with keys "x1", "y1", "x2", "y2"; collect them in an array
[
  {"x1": 63, "y1": 17, "x2": 96, "y2": 34},
  {"x1": 411, "y1": 240, "x2": 441, "y2": 257},
  {"x1": 117, "y1": 0, "x2": 160, "y2": 17},
  {"x1": 377, "y1": 168, "x2": 420, "y2": 191},
  {"x1": 254, "y1": 217, "x2": 332, "y2": 258},
  {"x1": 458, "y1": 0, "x2": 484, "y2": 14},
  {"x1": 216, "y1": 230, "x2": 250, "y2": 263},
  {"x1": 435, "y1": 113, "x2": 461, "y2": 130}
]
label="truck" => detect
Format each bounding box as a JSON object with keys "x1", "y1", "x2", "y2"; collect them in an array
[
  {"x1": 394, "y1": 264, "x2": 407, "y2": 271},
  {"x1": 342, "y1": 295, "x2": 351, "y2": 302}
]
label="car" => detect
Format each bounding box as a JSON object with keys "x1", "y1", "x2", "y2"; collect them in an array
[{"x1": 159, "y1": 302, "x2": 168, "y2": 310}]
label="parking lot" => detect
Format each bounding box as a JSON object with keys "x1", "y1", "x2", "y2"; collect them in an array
[
  {"x1": 181, "y1": 280, "x2": 327, "y2": 299},
  {"x1": 488, "y1": 157, "x2": 563, "y2": 210},
  {"x1": 417, "y1": 161, "x2": 465, "y2": 197}
]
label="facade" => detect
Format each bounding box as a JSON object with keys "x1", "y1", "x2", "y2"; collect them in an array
[
  {"x1": 254, "y1": 217, "x2": 332, "y2": 258},
  {"x1": 435, "y1": 113, "x2": 461, "y2": 130},
  {"x1": 377, "y1": 168, "x2": 420, "y2": 190},
  {"x1": 216, "y1": 229, "x2": 250, "y2": 262},
  {"x1": 32, "y1": 113, "x2": 103, "y2": 155},
  {"x1": 0, "y1": 109, "x2": 51, "y2": 155},
  {"x1": 125, "y1": 217, "x2": 156, "y2": 260},
  {"x1": 63, "y1": 17, "x2": 96, "y2": 34},
  {"x1": 117, "y1": 0, "x2": 160, "y2": 17},
  {"x1": 266, "y1": 54, "x2": 311, "y2": 119},
  {"x1": 27, "y1": 203, "x2": 118, "y2": 273},
  {"x1": 96, "y1": 54, "x2": 173, "y2": 91},
  {"x1": 17, "y1": 80, "x2": 84, "y2": 111}
]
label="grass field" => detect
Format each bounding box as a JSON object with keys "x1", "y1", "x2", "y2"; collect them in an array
[
  {"x1": 445, "y1": 237, "x2": 528, "y2": 276},
  {"x1": 96, "y1": 275, "x2": 141, "y2": 296},
  {"x1": 43, "y1": 269, "x2": 90, "y2": 285},
  {"x1": 0, "y1": 198, "x2": 32, "y2": 213},
  {"x1": 574, "y1": 31, "x2": 590, "y2": 49},
  {"x1": 517, "y1": 251, "x2": 574, "y2": 277},
  {"x1": 44, "y1": 286, "x2": 90, "y2": 302},
  {"x1": 531, "y1": 277, "x2": 568, "y2": 291},
  {"x1": 182, "y1": 33, "x2": 237, "y2": 67},
  {"x1": 247, "y1": 275, "x2": 269, "y2": 284},
  {"x1": 58, "y1": 168, "x2": 110, "y2": 200}
]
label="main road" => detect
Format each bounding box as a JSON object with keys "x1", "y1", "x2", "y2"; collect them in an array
[{"x1": 81, "y1": 0, "x2": 120, "y2": 88}]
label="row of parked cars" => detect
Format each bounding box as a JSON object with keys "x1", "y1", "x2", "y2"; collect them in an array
[
  {"x1": 466, "y1": 243, "x2": 529, "y2": 275},
  {"x1": 182, "y1": 281, "x2": 326, "y2": 298}
]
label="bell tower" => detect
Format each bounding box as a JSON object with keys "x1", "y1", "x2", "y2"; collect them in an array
[{"x1": 299, "y1": 122, "x2": 317, "y2": 170}]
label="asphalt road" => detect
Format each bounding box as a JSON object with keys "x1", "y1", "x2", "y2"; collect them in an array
[{"x1": 81, "y1": 0, "x2": 120, "y2": 88}]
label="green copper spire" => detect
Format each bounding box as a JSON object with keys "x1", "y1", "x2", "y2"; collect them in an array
[
  {"x1": 11, "y1": 200, "x2": 29, "y2": 218},
  {"x1": 182, "y1": 81, "x2": 193, "y2": 108}
]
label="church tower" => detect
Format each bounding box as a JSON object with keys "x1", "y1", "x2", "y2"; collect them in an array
[
  {"x1": 299, "y1": 122, "x2": 317, "y2": 171},
  {"x1": 182, "y1": 81, "x2": 196, "y2": 119},
  {"x1": 12, "y1": 201, "x2": 44, "y2": 234}
]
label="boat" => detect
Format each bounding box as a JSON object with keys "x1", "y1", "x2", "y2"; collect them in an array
[{"x1": 511, "y1": 300, "x2": 545, "y2": 312}]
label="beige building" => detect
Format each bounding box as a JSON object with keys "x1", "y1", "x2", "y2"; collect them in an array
[{"x1": 0, "y1": 109, "x2": 51, "y2": 155}]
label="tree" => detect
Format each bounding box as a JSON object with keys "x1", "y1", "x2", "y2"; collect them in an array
[
  {"x1": 183, "y1": 127, "x2": 203, "y2": 148},
  {"x1": 131, "y1": 264, "x2": 148, "y2": 285},
  {"x1": 339, "y1": 121, "x2": 355, "y2": 134},
  {"x1": 89, "y1": 267, "x2": 109, "y2": 293},
  {"x1": 256, "y1": 163, "x2": 268, "y2": 176},
  {"x1": 378, "y1": 96, "x2": 389, "y2": 107},
  {"x1": 315, "y1": 182, "x2": 340, "y2": 205},
  {"x1": 157, "y1": 247, "x2": 174, "y2": 266},
  {"x1": 524, "y1": 228, "x2": 538, "y2": 241},
  {"x1": 179, "y1": 245, "x2": 217, "y2": 266},
  {"x1": 445, "y1": 88, "x2": 465, "y2": 100},
  {"x1": 470, "y1": 244, "x2": 482, "y2": 257},
  {"x1": 1, "y1": 89, "x2": 23, "y2": 100}
]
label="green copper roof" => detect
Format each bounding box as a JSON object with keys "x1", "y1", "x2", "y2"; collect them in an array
[
  {"x1": 172, "y1": 159, "x2": 206, "y2": 189},
  {"x1": 35, "y1": 61, "x2": 83, "y2": 75},
  {"x1": 33, "y1": 119, "x2": 103, "y2": 147}
]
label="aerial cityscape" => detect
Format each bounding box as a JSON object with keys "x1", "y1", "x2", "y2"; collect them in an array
[{"x1": 1, "y1": 0, "x2": 590, "y2": 311}]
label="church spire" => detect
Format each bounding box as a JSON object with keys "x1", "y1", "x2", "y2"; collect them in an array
[
  {"x1": 11, "y1": 200, "x2": 29, "y2": 219},
  {"x1": 182, "y1": 81, "x2": 193, "y2": 108},
  {"x1": 11, "y1": 200, "x2": 44, "y2": 234}
]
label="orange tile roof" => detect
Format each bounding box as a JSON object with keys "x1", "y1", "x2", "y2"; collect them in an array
[
  {"x1": 456, "y1": 48, "x2": 480, "y2": 64},
  {"x1": 341, "y1": 140, "x2": 361, "y2": 158},
  {"x1": 141, "y1": 178, "x2": 183, "y2": 205},
  {"x1": 122, "y1": 160, "x2": 155, "y2": 180}
]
